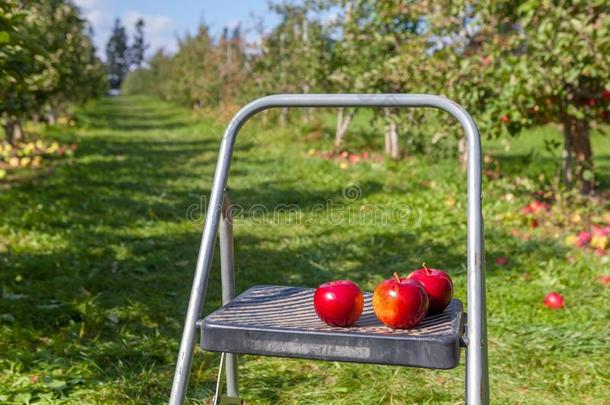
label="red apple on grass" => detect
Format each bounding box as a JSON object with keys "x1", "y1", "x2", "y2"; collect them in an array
[
  {"x1": 313, "y1": 280, "x2": 364, "y2": 327},
  {"x1": 407, "y1": 263, "x2": 453, "y2": 314},
  {"x1": 521, "y1": 200, "x2": 550, "y2": 215},
  {"x1": 372, "y1": 273, "x2": 429, "y2": 329},
  {"x1": 543, "y1": 292, "x2": 565, "y2": 310},
  {"x1": 575, "y1": 230, "x2": 592, "y2": 247}
]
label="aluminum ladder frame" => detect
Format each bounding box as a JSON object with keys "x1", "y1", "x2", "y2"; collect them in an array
[{"x1": 169, "y1": 94, "x2": 489, "y2": 405}]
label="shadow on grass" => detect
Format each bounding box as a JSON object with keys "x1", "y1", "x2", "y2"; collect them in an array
[
  {"x1": 494, "y1": 152, "x2": 610, "y2": 192},
  {"x1": 0, "y1": 214, "x2": 569, "y2": 402}
]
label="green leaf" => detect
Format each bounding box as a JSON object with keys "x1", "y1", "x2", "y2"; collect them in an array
[
  {"x1": 13, "y1": 393, "x2": 31, "y2": 404},
  {"x1": 0, "y1": 31, "x2": 9, "y2": 44},
  {"x1": 45, "y1": 379, "x2": 67, "y2": 390},
  {"x1": 0, "y1": 313, "x2": 15, "y2": 323}
]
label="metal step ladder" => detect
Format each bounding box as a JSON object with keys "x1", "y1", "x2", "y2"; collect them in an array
[{"x1": 169, "y1": 94, "x2": 489, "y2": 405}]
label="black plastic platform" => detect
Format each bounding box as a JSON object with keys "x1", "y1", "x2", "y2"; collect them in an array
[{"x1": 198, "y1": 285, "x2": 464, "y2": 369}]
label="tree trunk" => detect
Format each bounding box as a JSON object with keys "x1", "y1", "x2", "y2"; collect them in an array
[
  {"x1": 3, "y1": 117, "x2": 23, "y2": 145},
  {"x1": 334, "y1": 108, "x2": 355, "y2": 148},
  {"x1": 279, "y1": 107, "x2": 289, "y2": 127},
  {"x1": 389, "y1": 122, "x2": 399, "y2": 159},
  {"x1": 302, "y1": 83, "x2": 311, "y2": 123},
  {"x1": 563, "y1": 116, "x2": 594, "y2": 194},
  {"x1": 384, "y1": 108, "x2": 400, "y2": 159},
  {"x1": 561, "y1": 118, "x2": 574, "y2": 187},
  {"x1": 46, "y1": 105, "x2": 56, "y2": 125},
  {"x1": 458, "y1": 137, "x2": 467, "y2": 172}
]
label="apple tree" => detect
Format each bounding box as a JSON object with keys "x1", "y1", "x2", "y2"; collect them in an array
[
  {"x1": 436, "y1": 0, "x2": 609, "y2": 193},
  {"x1": 1, "y1": 0, "x2": 105, "y2": 144},
  {"x1": 252, "y1": 1, "x2": 333, "y2": 124},
  {"x1": 331, "y1": 1, "x2": 440, "y2": 158},
  {"x1": 0, "y1": 0, "x2": 61, "y2": 142}
]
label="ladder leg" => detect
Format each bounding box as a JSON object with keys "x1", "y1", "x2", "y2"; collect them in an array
[
  {"x1": 220, "y1": 192, "x2": 239, "y2": 397},
  {"x1": 465, "y1": 346, "x2": 472, "y2": 404}
]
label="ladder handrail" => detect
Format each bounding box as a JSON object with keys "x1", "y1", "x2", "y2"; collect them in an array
[{"x1": 169, "y1": 94, "x2": 488, "y2": 405}]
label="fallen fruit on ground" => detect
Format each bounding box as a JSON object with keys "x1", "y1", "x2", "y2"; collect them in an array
[
  {"x1": 373, "y1": 273, "x2": 429, "y2": 329},
  {"x1": 407, "y1": 263, "x2": 453, "y2": 314},
  {"x1": 313, "y1": 280, "x2": 364, "y2": 327},
  {"x1": 521, "y1": 200, "x2": 550, "y2": 215},
  {"x1": 576, "y1": 231, "x2": 592, "y2": 247},
  {"x1": 543, "y1": 292, "x2": 565, "y2": 310}
]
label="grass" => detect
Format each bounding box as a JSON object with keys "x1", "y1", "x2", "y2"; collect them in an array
[{"x1": 1, "y1": 96, "x2": 608, "y2": 404}]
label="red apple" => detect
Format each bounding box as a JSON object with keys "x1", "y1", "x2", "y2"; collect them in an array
[
  {"x1": 543, "y1": 292, "x2": 565, "y2": 310},
  {"x1": 313, "y1": 280, "x2": 364, "y2": 327},
  {"x1": 407, "y1": 263, "x2": 453, "y2": 314},
  {"x1": 348, "y1": 154, "x2": 360, "y2": 163},
  {"x1": 500, "y1": 114, "x2": 510, "y2": 123},
  {"x1": 529, "y1": 200, "x2": 550, "y2": 213},
  {"x1": 575, "y1": 230, "x2": 592, "y2": 247},
  {"x1": 372, "y1": 273, "x2": 429, "y2": 329},
  {"x1": 592, "y1": 225, "x2": 610, "y2": 237},
  {"x1": 495, "y1": 257, "x2": 509, "y2": 266},
  {"x1": 521, "y1": 200, "x2": 549, "y2": 215}
]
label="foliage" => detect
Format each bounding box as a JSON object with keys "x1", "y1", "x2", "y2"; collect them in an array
[
  {"x1": 129, "y1": 19, "x2": 147, "y2": 69},
  {"x1": 122, "y1": 23, "x2": 250, "y2": 109},
  {"x1": 254, "y1": 2, "x2": 332, "y2": 95},
  {"x1": 106, "y1": 17, "x2": 148, "y2": 89},
  {"x1": 432, "y1": 0, "x2": 610, "y2": 192},
  {"x1": 0, "y1": 0, "x2": 105, "y2": 144},
  {"x1": 122, "y1": 50, "x2": 171, "y2": 98},
  {"x1": 106, "y1": 18, "x2": 129, "y2": 90}
]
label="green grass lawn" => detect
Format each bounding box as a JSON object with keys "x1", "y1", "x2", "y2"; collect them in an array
[{"x1": 1, "y1": 96, "x2": 608, "y2": 404}]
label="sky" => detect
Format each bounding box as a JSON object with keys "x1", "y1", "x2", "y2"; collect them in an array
[{"x1": 74, "y1": 0, "x2": 281, "y2": 58}]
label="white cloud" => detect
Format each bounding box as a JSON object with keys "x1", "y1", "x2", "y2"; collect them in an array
[
  {"x1": 122, "y1": 11, "x2": 178, "y2": 54},
  {"x1": 73, "y1": 0, "x2": 113, "y2": 56},
  {"x1": 73, "y1": 0, "x2": 101, "y2": 9},
  {"x1": 73, "y1": 0, "x2": 110, "y2": 27},
  {"x1": 76, "y1": 2, "x2": 178, "y2": 59},
  {"x1": 224, "y1": 19, "x2": 240, "y2": 30},
  {"x1": 86, "y1": 9, "x2": 112, "y2": 28}
]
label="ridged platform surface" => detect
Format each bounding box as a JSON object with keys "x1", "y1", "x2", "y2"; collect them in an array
[{"x1": 199, "y1": 285, "x2": 464, "y2": 369}]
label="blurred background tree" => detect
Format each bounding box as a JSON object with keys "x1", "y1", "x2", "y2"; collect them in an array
[
  {"x1": 0, "y1": 0, "x2": 106, "y2": 144},
  {"x1": 129, "y1": 18, "x2": 147, "y2": 70},
  {"x1": 106, "y1": 18, "x2": 129, "y2": 90},
  {"x1": 432, "y1": 0, "x2": 610, "y2": 192}
]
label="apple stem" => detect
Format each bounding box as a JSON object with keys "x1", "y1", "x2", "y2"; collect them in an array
[
  {"x1": 423, "y1": 262, "x2": 430, "y2": 275},
  {"x1": 393, "y1": 272, "x2": 401, "y2": 283}
]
